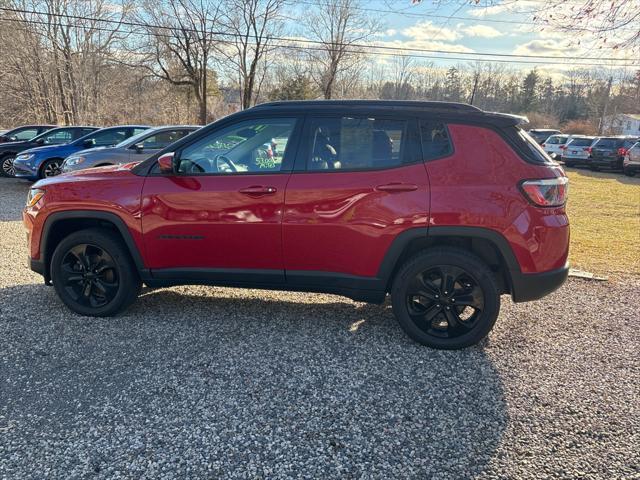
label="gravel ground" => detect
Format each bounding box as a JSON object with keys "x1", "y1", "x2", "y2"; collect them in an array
[{"x1": 0, "y1": 177, "x2": 638, "y2": 479}]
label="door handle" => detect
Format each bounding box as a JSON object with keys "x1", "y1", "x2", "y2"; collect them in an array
[
  {"x1": 375, "y1": 183, "x2": 419, "y2": 192},
  {"x1": 239, "y1": 185, "x2": 277, "y2": 195}
]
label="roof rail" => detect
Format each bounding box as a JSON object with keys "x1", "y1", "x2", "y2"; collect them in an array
[{"x1": 252, "y1": 99, "x2": 483, "y2": 112}]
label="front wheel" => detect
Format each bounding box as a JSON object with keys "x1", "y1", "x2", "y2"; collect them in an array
[
  {"x1": 40, "y1": 159, "x2": 63, "y2": 178},
  {"x1": 0, "y1": 155, "x2": 16, "y2": 177},
  {"x1": 50, "y1": 228, "x2": 141, "y2": 316},
  {"x1": 391, "y1": 248, "x2": 500, "y2": 349}
]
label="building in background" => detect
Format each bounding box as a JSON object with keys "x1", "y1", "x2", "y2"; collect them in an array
[{"x1": 601, "y1": 113, "x2": 640, "y2": 135}]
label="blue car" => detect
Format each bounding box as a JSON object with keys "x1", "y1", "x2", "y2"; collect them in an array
[{"x1": 13, "y1": 125, "x2": 149, "y2": 180}]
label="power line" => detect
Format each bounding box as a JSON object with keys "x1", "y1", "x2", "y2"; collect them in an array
[{"x1": 1, "y1": 7, "x2": 638, "y2": 68}]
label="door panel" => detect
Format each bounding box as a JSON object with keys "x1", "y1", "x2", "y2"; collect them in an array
[
  {"x1": 283, "y1": 115, "x2": 429, "y2": 278},
  {"x1": 140, "y1": 117, "x2": 300, "y2": 278},
  {"x1": 140, "y1": 174, "x2": 289, "y2": 273}
]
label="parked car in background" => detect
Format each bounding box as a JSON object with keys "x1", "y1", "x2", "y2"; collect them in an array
[
  {"x1": 23, "y1": 100, "x2": 569, "y2": 350},
  {"x1": 560, "y1": 136, "x2": 597, "y2": 168},
  {"x1": 0, "y1": 129, "x2": 8, "y2": 136},
  {"x1": 589, "y1": 136, "x2": 640, "y2": 171},
  {"x1": 13, "y1": 125, "x2": 149, "y2": 180},
  {"x1": 62, "y1": 126, "x2": 199, "y2": 174},
  {"x1": 0, "y1": 126, "x2": 98, "y2": 177},
  {"x1": 528, "y1": 129, "x2": 561, "y2": 145},
  {"x1": 542, "y1": 134, "x2": 574, "y2": 159},
  {"x1": 0, "y1": 125, "x2": 55, "y2": 143},
  {"x1": 622, "y1": 141, "x2": 640, "y2": 176}
]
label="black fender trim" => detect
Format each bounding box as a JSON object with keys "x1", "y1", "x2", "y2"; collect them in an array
[{"x1": 38, "y1": 210, "x2": 145, "y2": 281}]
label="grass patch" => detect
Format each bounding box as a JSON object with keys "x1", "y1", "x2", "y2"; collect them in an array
[{"x1": 565, "y1": 169, "x2": 640, "y2": 276}]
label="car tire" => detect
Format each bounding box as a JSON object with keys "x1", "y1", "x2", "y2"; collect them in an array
[
  {"x1": 0, "y1": 154, "x2": 16, "y2": 177},
  {"x1": 623, "y1": 168, "x2": 635, "y2": 177},
  {"x1": 50, "y1": 228, "x2": 141, "y2": 317},
  {"x1": 563, "y1": 160, "x2": 574, "y2": 168},
  {"x1": 391, "y1": 248, "x2": 500, "y2": 350},
  {"x1": 39, "y1": 158, "x2": 63, "y2": 179}
]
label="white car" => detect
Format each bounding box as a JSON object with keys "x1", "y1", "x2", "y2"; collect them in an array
[
  {"x1": 542, "y1": 134, "x2": 574, "y2": 159},
  {"x1": 561, "y1": 136, "x2": 598, "y2": 167}
]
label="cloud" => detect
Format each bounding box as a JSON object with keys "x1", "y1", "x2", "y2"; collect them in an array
[
  {"x1": 459, "y1": 24, "x2": 503, "y2": 38},
  {"x1": 375, "y1": 38, "x2": 475, "y2": 54},
  {"x1": 466, "y1": 1, "x2": 541, "y2": 17},
  {"x1": 513, "y1": 39, "x2": 581, "y2": 57},
  {"x1": 401, "y1": 21, "x2": 462, "y2": 42}
]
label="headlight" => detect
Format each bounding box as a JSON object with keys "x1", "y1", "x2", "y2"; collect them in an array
[
  {"x1": 65, "y1": 155, "x2": 85, "y2": 166},
  {"x1": 26, "y1": 188, "x2": 45, "y2": 207},
  {"x1": 17, "y1": 153, "x2": 34, "y2": 162}
]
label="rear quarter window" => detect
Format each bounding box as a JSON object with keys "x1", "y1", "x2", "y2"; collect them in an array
[{"x1": 419, "y1": 121, "x2": 453, "y2": 160}]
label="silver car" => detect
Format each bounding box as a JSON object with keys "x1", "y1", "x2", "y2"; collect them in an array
[
  {"x1": 560, "y1": 136, "x2": 597, "y2": 167},
  {"x1": 61, "y1": 125, "x2": 200, "y2": 173}
]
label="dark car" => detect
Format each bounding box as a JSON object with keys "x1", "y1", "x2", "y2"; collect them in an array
[
  {"x1": 527, "y1": 129, "x2": 561, "y2": 145},
  {"x1": 0, "y1": 126, "x2": 98, "y2": 177},
  {"x1": 23, "y1": 100, "x2": 569, "y2": 350},
  {"x1": 589, "y1": 136, "x2": 640, "y2": 171},
  {"x1": 0, "y1": 125, "x2": 56, "y2": 144}
]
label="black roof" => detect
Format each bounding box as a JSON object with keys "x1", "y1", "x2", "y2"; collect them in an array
[
  {"x1": 251, "y1": 100, "x2": 526, "y2": 126},
  {"x1": 254, "y1": 100, "x2": 481, "y2": 112}
]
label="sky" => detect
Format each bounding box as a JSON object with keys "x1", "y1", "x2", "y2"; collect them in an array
[{"x1": 319, "y1": 0, "x2": 640, "y2": 78}]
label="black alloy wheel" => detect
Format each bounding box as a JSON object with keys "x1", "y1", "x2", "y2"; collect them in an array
[
  {"x1": 391, "y1": 248, "x2": 500, "y2": 349},
  {"x1": 405, "y1": 265, "x2": 484, "y2": 339},
  {"x1": 51, "y1": 229, "x2": 141, "y2": 316},
  {"x1": 59, "y1": 243, "x2": 119, "y2": 308}
]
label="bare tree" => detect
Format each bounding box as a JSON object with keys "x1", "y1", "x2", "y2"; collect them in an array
[
  {"x1": 136, "y1": 0, "x2": 223, "y2": 124},
  {"x1": 219, "y1": 0, "x2": 286, "y2": 109},
  {"x1": 304, "y1": 0, "x2": 380, "y2": 99}
]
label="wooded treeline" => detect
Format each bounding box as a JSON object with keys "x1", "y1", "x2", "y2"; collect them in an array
[{"x1": 0, "y1": 0, "x2": 638, "y2": 131}]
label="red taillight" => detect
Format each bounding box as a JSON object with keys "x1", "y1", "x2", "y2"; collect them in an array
[
  {"x1": 586, "y1": 147, "x2": 592, "y2": 154},
  {"x1": 541, "y1": 143, "x2": 546, "y2": 147},
  {"x1": 520, "y1": 177, "x2": 569, "y2": 207},
  {"x1": 617, "y1": 147, "x2": 628, "y2": 156},
  {"x1": 560, "y1": 145, "x2": 567, "y2": 150}
]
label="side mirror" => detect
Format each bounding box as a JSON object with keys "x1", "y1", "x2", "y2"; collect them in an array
[
  {"x1": 35, "y1": 137, "x2": 45, "y2": 144},
  {"x1": 157, "y1": 152, "x2": 175, "y2": 174},
  {"x1": 134, "y1": 143, "x2": 144, "y2": 152},
  {"x1": 83, "y1": 138, "x2": 95, "y2": 147},
  {"x1": 9, "y1": 136, "x2": 18, "y2": 142}
]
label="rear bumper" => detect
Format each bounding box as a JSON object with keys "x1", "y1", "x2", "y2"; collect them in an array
[
  {"x1": 591, "y1": 157, "x2": 623, "y2": 169},
  {"x1": 510, "y1": 264, "x2": 569, "y2": 302}
]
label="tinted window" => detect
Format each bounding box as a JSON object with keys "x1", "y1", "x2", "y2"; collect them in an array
[
  {"x1": 133, "y1": 127, "x2": 148, "y2": 135},
  {"x1": 516, "y1": 128, "x2": 554, "y2": 164},
  {"x1": 13, "y1": 128, "x2": 40, "y2": 140},
  {"x1": 307, "y1": 117, "x2": 406, "y2": 171},
  {"x1": 89, "y1": 128, "x2": 130, "y2": 147},
  {"x1": 141, "y1": 130, "x2": 192, "y2": 149},
  {"x1": 41, "y1": 130, "x2": 73, "y2": 145},
  {"x1": 567, "y1": 138, "x2": 594, "y2": 147},
  {"x1": 78, "y1": 129, "x2": 97, "y2": 138},
  {"x1": 420, "y1": 121, "x2": 453, "y2": 160},
  {"x1": 594, "y1": 138, "x2": 621, "y2": 149},
  {"x1": 177, "y1": 118, "x2": 296, "y2": 174},
  {"x1": 546, "y1": 135, "x2": 569, "y2": 145}
]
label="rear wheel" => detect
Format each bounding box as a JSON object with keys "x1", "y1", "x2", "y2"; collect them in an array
[
  {"x1": 391, "y1": 248, "x2": 500, "y2": 349},
  {"x1": 0, "y1": 154, "x2": 16, "y2": 177},
  {"x1": 624, "y1": 168, "x2": 635, "y2": 177},
  {"x1": 40, "y1": 159, "x2": 63, "y2": 178},
  {"x1": 50, "y1": 228, "x2": 141, "y2": 316}
]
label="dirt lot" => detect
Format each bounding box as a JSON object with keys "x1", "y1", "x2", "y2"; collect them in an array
[{"x1": 0, "y1": 176, "x2": 638, "y2": 479}]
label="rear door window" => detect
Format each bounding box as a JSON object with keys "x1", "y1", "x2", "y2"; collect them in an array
[
  {"x1": 419, "y1": 121, "x2": 453, "y2": 160},
  {"x1": 306, "y1": 116, "x2": 407, "y2": 171}
]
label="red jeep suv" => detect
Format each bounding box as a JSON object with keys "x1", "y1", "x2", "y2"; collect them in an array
[{"x1": 23, "y1": 101, "x2": 569, "y2": 349}]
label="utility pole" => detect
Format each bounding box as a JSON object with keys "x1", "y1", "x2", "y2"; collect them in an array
[
  {"x1": 598, "y1": 76, "x2": 613, "y2": 135},
  {"x1": 469, "y1": 72, "x2": 480, "y2": 105}
]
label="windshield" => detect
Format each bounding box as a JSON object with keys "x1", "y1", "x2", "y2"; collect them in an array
[
  {"x1": 546, "y1": 135, "x2": 569, "y2": 145},
  {"x1": 115, "y1": 128, "x2": 155, "y2": 148},
  {"x1": 594, "y1": 138, "x2": 620, "y2": 149}
]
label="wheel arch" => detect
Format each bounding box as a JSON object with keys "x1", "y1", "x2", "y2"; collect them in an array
[
  {"x1": 38, "y1": 157, "x2": 66, "y2": 176},
  {"x1": 40, "y1": 211, "x2": 145, "y2": 283},
  {"x1": 378, "y1": 227, "x2": 520, "y2": 296}
]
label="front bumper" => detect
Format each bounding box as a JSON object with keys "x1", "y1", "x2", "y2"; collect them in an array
[
  {"x1": 13, "y1": 160, "x2": 39, "y2": 180},
  {"x1": 510, "y1": 264, "x2": 569, "y2": 302}
]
